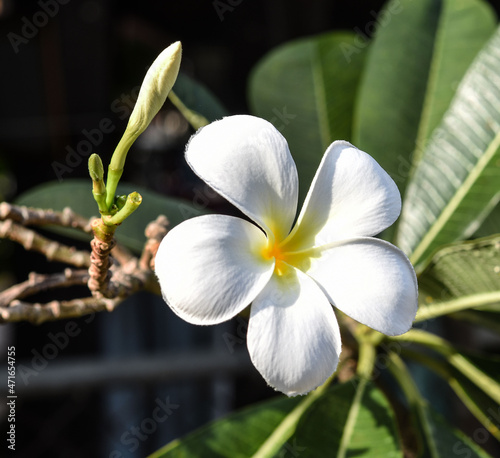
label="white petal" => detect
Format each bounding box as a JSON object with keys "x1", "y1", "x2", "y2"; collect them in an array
[
  {"x1": 307, "y1": 237, "x2": 418, "y2": 336},
  {"x1": 283, "y1": 141, "x2": 401, "y2": 251},
  {"x1": 247, "y1": 266, "x2": 341, "y2": 396},
  {"x1": 155, "y1": 215, "x2": 274, "y2": 325},
  {"x1": 186, "y1": 115, "x2": 298, "y2": 241}
]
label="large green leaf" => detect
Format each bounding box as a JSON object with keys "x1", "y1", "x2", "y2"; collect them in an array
[
  {"x1": 422, "y1": 405, "x2": 493, "y2": 457},
  {"x1": 403, "y1": 348, "x2": 500, "y2": 441},
  {"x1": 397, "y1": 25, "x2": 500, "y2": 270},
  {"x1": 172, "y1": 73, "x2": 228, "y2": 123},
  {"x1": 415, "y1": 235, "x2": 500, "y2": 320},
  {"x1": 248, "y1": 31, "x2": 366, "y2": 203},
  {"x1": 288, "y1": 379, "x2": 402, "y2": 457},
  {"x1": 419, "y1": 234, "x2": 500, "y2": 298},
  {"x1": 150, "y1": 395, "x2": 302, "y2": 458},
  {"x1": 14, "y1": 179, "x2": 207, "y2": 252},
  {"x1": 473, "y1": 201, "x2": 500, "y2": 238},
  {"x1": 153, "y1": 380, "x2": 403, "y2": 458},
  {"x1": 354, "y1": 0, "x2": 495, "y2": 197},
  {"x1": 394, "y1": 330, "x2": 500, "y2": 407},
  {"x1": 388, "y1": 353, "x2": 492, "y2": 457},
  {"x1": 451, "y1": 308, "x2": 500, "y2": 333}
]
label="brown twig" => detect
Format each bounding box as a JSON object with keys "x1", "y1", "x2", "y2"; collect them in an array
[
  {"x1": 88, "y1": 235, "x2": 117, "y2": 298},
  {"x1": 0, "y1": 220, "x2": 90, "y2": 267},
  {"x1": 140, "y1": 215, "x2": 169, "y2": 270},
  {"x1": 0, "y1": 202, "x2": 93, "y2": 233},
  {"x1": 88, "y1": 215, "x2": 167, "y2": 299},
  {"x1": 0, "y1": 269, "x2": 89, "y2": 307},
  {"x1": 1, "y1": 296, "x2": 122, "y2": 324},
  {"x1": 0, "y1": 199, "x2": 168, "y2": 323}
]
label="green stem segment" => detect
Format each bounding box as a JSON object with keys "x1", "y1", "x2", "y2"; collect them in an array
[
  {"x1": 88, "y1": 154, "x2": 108, "y2": 214},
  {"x1": 356, "y1": 341, "x2": 377, "y2": 379},
  {"x1": 353, "y1": 325, "x2": 383, "y2": 379},
  {"x1": 168, "y1": 90, "x2": 209, "y2": 130},
  {"x1": 103, "y1": 192, "x2": 142, "y2": 226},
  {"x1": 390, "y1": 329, "x2": 500, "y2": 405},
  {"x1": 105, "y1": 132, "x2": 139, "y2": 209}
]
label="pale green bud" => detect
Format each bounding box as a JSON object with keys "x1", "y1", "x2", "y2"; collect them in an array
[
  {"x1": 88, "y1": 153, "x2": 104, "y2": 183},
  {"x1": 127, "y1": 41, "x2": 182, "y2": 137},
  {"x1": 88, "y1": 153, "x2": 107, "y2": 213},
  {"x1": 106, "y1": 41, "x2": 182, "y2": 209}
]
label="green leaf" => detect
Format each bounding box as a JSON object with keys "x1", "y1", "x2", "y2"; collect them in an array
[
  {"x1": 451, "y1": 309, "x2": 500, "y2": 334},
  {"x1": 397, "y1": 25, "x2": 500, "y2": 270},
  {"x1": 473, "y1": 201, "x2": 500, "y2": 238},
  {"x1": 465, "y1": 351, "x2": 500, "y2": 383},
  {"x1": 173, "y1": 73, "x2": 228, "y2": 123},
  {"x1": 151, "y1": 380, "x2": 402, "y2": 458},
  {"x1": 248, "y1": 31, "x2": 366, "y2": 203},
  {"x1": 149, "y1": 395, "x2": 302, "y2": 458},
  {"x1": 286, "y1": 379, "x2": 402, "y2": 457},
  {"x1": 388, "y1": 352, "x2": 492, "y2": 457},
  {"x1": 418, "y1": 234, "x2": 500, "y2": 300},
  {"x1": 415, "y1": 234, "x2": 500, "y2": 321},
  {"x1": 403, "y1": 347, "x2": 500, "y2": 441},
  {"x1": 14, "y1": 179, "x2": 207, "y2": 252},
  {"x1": 416, "y1": 292, "x2": 500, "y2": 323},
  {"x1": 394, "y1": 330, "x2": 500, "y2": 406},
  {"x1": 354, "y1": 0, "x2": 495, "y2": 197},
  {"x1": 423, "y1": 406, "x2": 493, "y2": 457}
]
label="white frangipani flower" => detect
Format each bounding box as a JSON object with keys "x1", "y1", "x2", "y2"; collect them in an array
[{"x1": 155, "y1": 114, "x2": 418, "y2": 396}]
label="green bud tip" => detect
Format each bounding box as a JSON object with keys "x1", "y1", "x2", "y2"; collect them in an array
[{"x1": 88, "y1": 153, "x2": 105, "y2": 182}]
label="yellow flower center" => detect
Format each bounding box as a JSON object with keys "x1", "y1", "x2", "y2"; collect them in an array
[
  {"x1": 261, "y1": 236, "x2": 313, "y2": 277},
  {"x1": 262, "y1": 240, "x2": 282, "y2": 261},
  {"x1": 261, "y1": 240, "x2": 288, "y2": 276}
]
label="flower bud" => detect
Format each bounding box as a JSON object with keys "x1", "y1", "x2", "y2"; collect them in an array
[
  {"x1": 88, "y1": 153, "x2": 104, "y2": 183},
  {"x1": 105, "y1": 41, "x2": 182, "y2": 209},
  {"x1": 127, "y1": 41, "x2": 182, "y2": 136},
  {"x1": 88, "y1": 153, "x2": 107, "y2": 213}
]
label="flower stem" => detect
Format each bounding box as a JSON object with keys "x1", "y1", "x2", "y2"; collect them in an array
[
  {"x1": 88, "y1": 154, "x2": 108, "y2": 214},
  {"x1": 356, "y1": 340, "x2": 376, "y2": 379},
  {"x1": 103, "y1": 192, "x2": 142, "y2": 226},
  {"x1": 168, "y1": 90, "x2": 209, "y2": 130},
  {"x1": 105, "y1": 133, "x2": 139, "y2": 209}
]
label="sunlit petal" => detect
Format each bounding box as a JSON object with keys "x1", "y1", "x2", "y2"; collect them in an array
[
  {"x1": 155, "y1": 215, "x2": 274, "y2": 325},
  {"x1": 307, "y1": 237, "x2": 418, "y2": 336},
  {"x1": 247, "y1": 265, "x2": 341, "y2": 396},
  {"x1": 283, "y1": 141, "x2": 401, "y2": 251},
  {"x1": 186, "y1": 115, "x2": 298, "y2": 241}
]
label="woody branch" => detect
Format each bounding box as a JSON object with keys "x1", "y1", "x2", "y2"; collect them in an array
[{"x1": 0, "y1": 204, "x2": 168, "y2": 324}]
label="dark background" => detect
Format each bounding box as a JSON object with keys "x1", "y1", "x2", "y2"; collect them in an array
[{"x1": 1, "y1": 0, "x2": 500, "y2": 457}]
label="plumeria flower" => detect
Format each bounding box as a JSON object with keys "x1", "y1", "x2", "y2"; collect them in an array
[{"x1": 155, "y1": 115, "x2": 418, "y2": 396}]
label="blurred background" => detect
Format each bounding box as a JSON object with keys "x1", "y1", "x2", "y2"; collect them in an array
[{"x1": 0, "y1": 0, "x2": 500, "y2": 456}]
